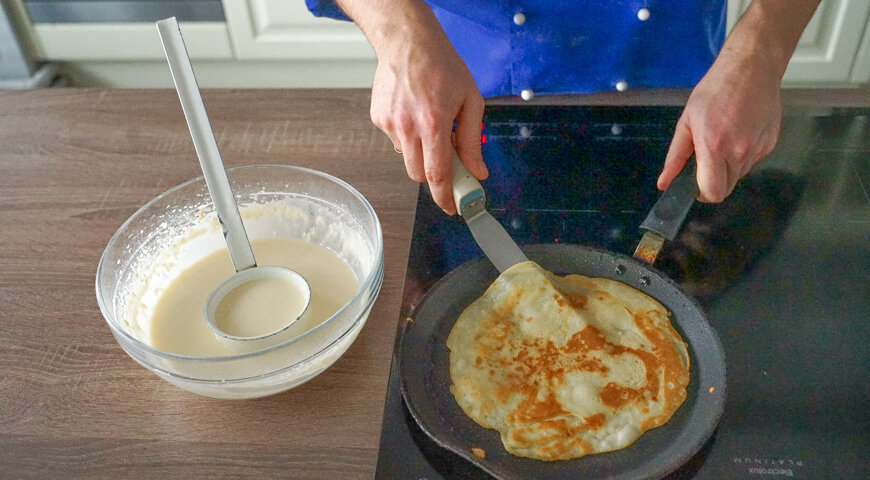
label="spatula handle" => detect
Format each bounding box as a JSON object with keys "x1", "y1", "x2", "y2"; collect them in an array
[
  {"x1": 640, "y1": 160, "x2": 699, "y2": 241},
  {"x1": 451, "y1": 152, "x2": 485, "y2": 216}
]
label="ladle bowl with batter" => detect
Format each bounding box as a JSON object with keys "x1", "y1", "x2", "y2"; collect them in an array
[{"x1": 205, "y1": 265, "x2": 311, "y2": 343}]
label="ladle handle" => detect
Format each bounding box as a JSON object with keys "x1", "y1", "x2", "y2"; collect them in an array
[{"x1": 157, "y1": 17, "x2": 256, "y2": 272}]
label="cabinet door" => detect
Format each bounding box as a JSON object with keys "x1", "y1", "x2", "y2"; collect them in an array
[
  {"x1": 727, "y1": 0, "x2": 870, "y2": 84},
  {"x1": 223, "y1": 0, "x2": 375, "y2": 60}
]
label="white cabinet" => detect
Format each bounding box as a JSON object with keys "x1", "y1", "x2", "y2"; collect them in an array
[
  {"x1": 728, "y1": 0, "x2": 870, "y2": 85},
  {"x1": 30, "y1": 22, "x2": 233, "y2": 61},
  {"x1": 222, "y1": 0, "x2": 374, "y2": 60},
  {"x1": 217, "y1": 0, "x2": 377, "y2": 87}
]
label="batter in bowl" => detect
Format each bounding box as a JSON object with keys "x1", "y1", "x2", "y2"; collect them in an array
[{"x1": 150, "y1": 237, "x2": 359, "y2": 357}]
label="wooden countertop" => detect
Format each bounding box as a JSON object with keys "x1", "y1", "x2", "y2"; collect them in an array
[
  {"x1": 0, "y1": 89, "x2": 418, "y2": 479},
  {"x1": 1, "y1": 87, "x2": 867, "y2": 479}
]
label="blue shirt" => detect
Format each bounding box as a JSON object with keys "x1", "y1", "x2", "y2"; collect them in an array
[{"x1": 305, "y1": 1, "x2": 727, "y2": 98}]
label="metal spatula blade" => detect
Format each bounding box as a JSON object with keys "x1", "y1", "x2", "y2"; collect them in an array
[{"x1": 451, "y1": 153, "x2": 527, "y2": 272}]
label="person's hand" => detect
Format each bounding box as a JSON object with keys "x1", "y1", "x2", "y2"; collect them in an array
[
  {"x1": 658, "y1": 48, "x2": 782, "y2": 202},
  {"x1": 369, "y1": 15, "x2": 487, "y2": 215}
]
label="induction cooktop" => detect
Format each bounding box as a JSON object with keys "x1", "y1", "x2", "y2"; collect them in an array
[{"x1": 374, "y1": 105, "x2": 870, "y2": 479}]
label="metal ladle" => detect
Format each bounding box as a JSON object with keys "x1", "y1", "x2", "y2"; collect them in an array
[{"x1": 157, "y1": 17, "x2": 310, "y2": 342}]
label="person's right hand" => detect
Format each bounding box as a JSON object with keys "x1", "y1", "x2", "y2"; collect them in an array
[{"x1": 368, "y1": 10, "x2": 488, "y2": 215}]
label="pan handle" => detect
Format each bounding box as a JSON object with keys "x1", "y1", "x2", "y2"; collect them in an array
[{"x1": 634, "y1": 161, "x2": 699, "y2": 264}]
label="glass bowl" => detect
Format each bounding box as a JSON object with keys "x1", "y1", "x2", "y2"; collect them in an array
[{"x1": 96, "y1": 165, "x2": 383, "y2": 399}]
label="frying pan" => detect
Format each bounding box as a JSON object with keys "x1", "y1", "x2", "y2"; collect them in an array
[{"x1": 398, "y1": 164, "x2": 727, "y2": 480}]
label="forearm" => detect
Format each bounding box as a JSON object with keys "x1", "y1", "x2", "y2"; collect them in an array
[
  {"x1": 724, "y1": 0, "x2": 821, "y2": 79},
  {"x1": 331, "y1": 0, "x2": 447, "y2": 58}
]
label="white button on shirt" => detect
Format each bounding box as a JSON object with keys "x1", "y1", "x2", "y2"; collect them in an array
[
  {"x1": 511, "y1": 8, "x2": 644, "y2": 99},
  {"x1": 637, "y1": 8, "x2": 650, "y2": 21},
  {"x1": 514, "y1": 13, "x2": 531, "y2": 100}
]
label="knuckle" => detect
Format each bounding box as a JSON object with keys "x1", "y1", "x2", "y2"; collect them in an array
[
  {"x1": 467, "y1": 93, "x2": 485, "y2": 112},
  {"x1": 370, "y1": 110, "x2": 393, "y2": 133},
  {"x1": 731, "y1": 139, "x2": 752, "y2": 160},
  {"x1": 418, "y1": 110, "x2": 444, "y2": 137},
  {"x1": 456, "y1": 142, "x2": 482, "y2": 157},
  {"x1": 705, "y1": 135, "x2": 726, "y2": 157},
  {"x1": 764, "y1": 137, "x2": 778, "y2": 155},
  {"x1": 393, "y1": 115, "x2": 415, "y2": 138},
  {"x1": 409, "y1": 171, "x2": 426, "y2": 183},
  {"x1": 369, "y1": 110, "x2": 385, "y2": 129},
  {"x1": 425, "y1": 165, "x2": 447, "y2": 185}
]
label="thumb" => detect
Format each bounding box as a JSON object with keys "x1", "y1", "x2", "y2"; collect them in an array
[{"x1": 659, "y1": 114, "x2": 693, "y2": 190}]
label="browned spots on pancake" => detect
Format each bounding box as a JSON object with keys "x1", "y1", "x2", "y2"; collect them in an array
[
  {"x1": 473, "y1": 309, "x2": 515, "y2": 359},
  {"x1": 641, "y1": 416, "x2": 663, "y2": 431},
  {"x1": 513, "y1": 339, "x2": 561, "y2": 383},
  {"x1": 453, "y1": 266, "x2": 690, "y2": 461},
  {"x1": 496, "y1": 290, "x2": 522, "y2": 317},
  {"x1": 564, "y1": 325, "x2": 607, "y2": 353},
  {"x1": 577, "y1": 358, "x2": 608, "y2": 374},
  {"x1": 509, "y1": 392, "x2": 569, "y2": 424},
  {"x1": 509, "y1": 428, "x2": 529, "y2": 445},
  {"x1": 566, "y1": 292, "x2": 587, "y2": 310},
  {"x1": 495, "y1": 376, "x2": 533, "y2": 403},
  {"x1": 599, "y1": 382, "x2": 640, "y2": 409},
  {"x1": 512, "y1": 419, "x2": 596, "y2": 461},
  {"x1": 631, "y1": 310, "x2": 688, "y2": 407},
  {"x1": 484, "y1": 317, "x2": 682, "y2": 426},
  {"x1": 541, "y1": 438, "x2": 593, "y2": 461},
  {"x1": 594, "y1": 290, "x2": 614, "y2": 303},
  {"x1": 536, "y1": 418, "x2": 573, "y2": 436},
  {"x1": 584, "y1": 413, "x2": 606, "y2": 431}
]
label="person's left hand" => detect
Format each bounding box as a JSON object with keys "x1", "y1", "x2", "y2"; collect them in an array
[{"x1": 658, "y1": 48, "x2": 783, "y2": 202}]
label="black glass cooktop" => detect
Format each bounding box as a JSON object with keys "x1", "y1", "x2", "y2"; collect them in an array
[{"x1": 374, "y1": 105, "x2": 870, "y2": 479}]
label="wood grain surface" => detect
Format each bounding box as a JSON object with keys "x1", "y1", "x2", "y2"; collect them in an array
[
  {"x1": 0, "y1": 88, "x2": 418, "y2": 479},
  {"x1": 2, "y1": 87, "x2": 867, "y2": 479}
]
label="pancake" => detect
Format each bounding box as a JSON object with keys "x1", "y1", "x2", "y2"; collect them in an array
[{"x1": 446, "y1": 261, "x2": 689, "y2": 461}]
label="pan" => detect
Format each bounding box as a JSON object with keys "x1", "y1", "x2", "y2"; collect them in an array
[{"x1": 397, "y1": 163, "x2": 727, "y2": 480}]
